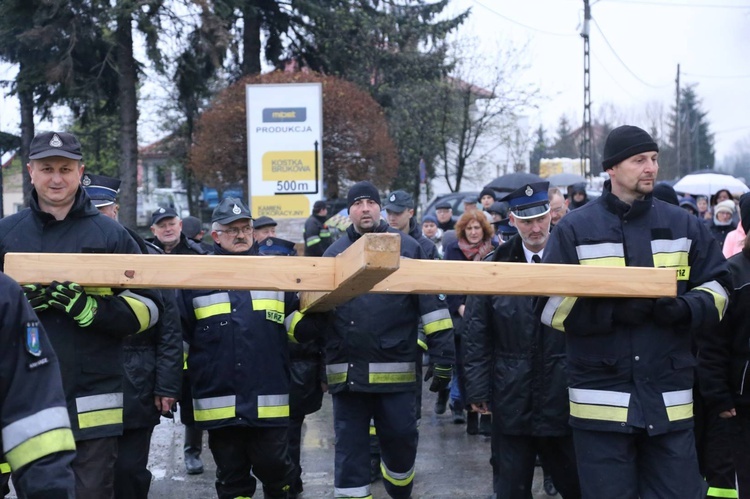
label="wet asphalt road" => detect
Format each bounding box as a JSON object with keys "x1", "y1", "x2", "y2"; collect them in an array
[{"x1": 145, "y1": 386, "x2": 554, "y2": 499}]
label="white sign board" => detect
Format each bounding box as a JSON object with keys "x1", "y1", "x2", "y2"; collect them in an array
[{"x1": 246, "y1": 83, "x2": 323, "y2": 219}]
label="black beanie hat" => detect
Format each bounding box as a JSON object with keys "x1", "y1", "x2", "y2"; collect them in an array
[
  {"x1": 653, "y1": 182, "x2": 679, "y2": 206},
  {"x1": 479, "y1": 187, "x2": 496, "y2": 201},
  {"x1": 740, "y1": 192, "x2": 750, "y2": 234},
  {"x1": 602, "y1": 125, "x2": 659, "y2": 170},
  {"x1": 347, "y1": 181, "x2": 381, "y2": 212}
]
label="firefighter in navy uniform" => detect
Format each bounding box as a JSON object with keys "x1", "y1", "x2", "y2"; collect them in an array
[
  {"x1": 0, "y1": 131, "x2": 162, "y2": 498},
  {"x1": 303, "y1": 200, "x2": 332, "y2": 256},
  {"x1": 464, "y1": 183, "x2": 581, "y2": 499},
  {"x1": 178, "y1": 198, "x2": 322, "y2": 499},
  {"x1": 540, "y1": 126, "x2": 729, "y2": 498},
  {"x1": 82, "y1": 174, "x2": 183, "y2": 499},
  {"x1": 323, "y1": 181, "x2": 455, "y2": 499},
  {"x1": 0, "y1": 272, "x2": 76, "y2": 499}
]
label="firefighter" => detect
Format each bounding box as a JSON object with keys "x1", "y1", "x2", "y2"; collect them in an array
[{"x1": 303, "y1": 200, "x2": 333, "y2": 256}]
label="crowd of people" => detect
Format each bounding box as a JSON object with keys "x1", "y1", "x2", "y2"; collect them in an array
[{"x1": 0, "y1": 125, "x2": 748, "y2": 499}]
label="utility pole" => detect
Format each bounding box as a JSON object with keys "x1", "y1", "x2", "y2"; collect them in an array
[
  {"x1": 581, "y1": 0, "x2": 592, "y2": 177},
  {"x1": 675, "y1": 64, "x2": 681, "y2": 177}
]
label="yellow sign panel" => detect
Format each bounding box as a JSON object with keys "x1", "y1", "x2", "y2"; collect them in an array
[
  {"x1": 252, "y1": 195, "x2": 310, "y2": 219},
  {"x1": 262, "y1": 151, "x2": 317, "y2": 181}
]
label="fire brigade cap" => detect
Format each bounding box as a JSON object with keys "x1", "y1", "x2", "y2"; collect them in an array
[
  {"x1": 384, "y1": 190, "x2": 414, "y2": 213},
  {"x1": 211, "y1": 197, "x2": 252, "y2": 225},
  {"x1": 181, "y1": 216, "x2": 203, "y2": 239},
  {"x1": 253, "y1": 216, "x2": 277, "y2": 230},
  {"x1": 501, "y1": 182, "x2": 551, "y2": 220},
  {"x1": 602, "y1": 125, "x2": 659, "y2": 170},
  {"x1": 151, "y1": 207, "x2": 179, "y2": 226},
  {"x1": 29, "y1": 131, "x2": 83, "y2": 160},
  {"x1": 81, "y1": 173, "x2": 120, "y2": 208},
  {"x1": 347, "y1": 181, "x2": 381, "y2": 213}
]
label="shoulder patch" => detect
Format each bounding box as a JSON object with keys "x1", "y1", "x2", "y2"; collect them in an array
[{"x1": 25, "y1": 322, "x2": 42, "y2": 357}]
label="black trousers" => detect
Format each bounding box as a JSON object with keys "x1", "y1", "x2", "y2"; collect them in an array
[
  {"x1": 114, "y1": 427, "x2": 154, "y2": 499},
  {"x1": 492, "y1": 431, "x2": 580, "y2": 499},
  {"x1": 572, "y1": 427, "x2": 707, "y2": 499},
  {"x1": 208, "y1": 425, "x2": 294, "y2": 499},
  {"x1": 731, "y1": 408, "x2": 750, "y2": 499},
  {"x1": 695, "y1": 390, "x2": 737, "y2": 499},
  {"x1": 72, "y1": 436, "x2": 119, "y2": 499},
  {"x1": 288, "y1": 415, "x2": 305, "y2": 494}
]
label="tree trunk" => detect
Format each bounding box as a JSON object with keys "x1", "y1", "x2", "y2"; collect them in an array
[
  {"x1": 18, "y1": 63, "x2": 35, "y2": 207},
  {"x1": 242, "y1": 3, "x2": 262, "y2": 76},
  {"x1": 116, "y1": 12, "x2": 139, "y2": 229}
]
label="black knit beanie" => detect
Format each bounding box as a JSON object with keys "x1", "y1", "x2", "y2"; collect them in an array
[
  {"x1": 479, "y1": 187, "x2": 496, "y2": 201},
  {"x1": 347, "y1": 181, "x2": 381, "y2": 212},
  {"x1": 602, "y1": 125, "x2": 659, "y2": 170},
  {"x1": 740, "y1": 192, "x2": 750, "y2": 234}
]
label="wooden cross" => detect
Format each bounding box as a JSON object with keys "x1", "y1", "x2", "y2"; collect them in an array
[{"x1": 4, "y1": 234, "x2": 676, "y2": 313}]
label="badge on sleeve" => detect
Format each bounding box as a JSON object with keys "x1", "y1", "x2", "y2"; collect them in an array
[{"x1": 26, "y1": 321, "x2": 42, "y2": 357}]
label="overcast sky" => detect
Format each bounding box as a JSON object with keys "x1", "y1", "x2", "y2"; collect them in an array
[
  {"x1": 1, "y1": 0, "x2": 749, "y2": 166},
  {"x1": 448, "y1": 0, "x2": 750, "y2": 164}
]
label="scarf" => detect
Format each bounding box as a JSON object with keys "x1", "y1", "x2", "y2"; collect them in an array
[{"x1": 458, "y1": 238, "x2": 494, "y2": 261}]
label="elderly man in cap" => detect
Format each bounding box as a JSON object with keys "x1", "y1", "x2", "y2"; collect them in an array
[
  {"x1": 303, "y1": 200, "x2": 332, "y2": 256},
  {"x1": 83, "y1": 174, "x2": 182, "y2": 499},
  {"x1": 148, "y1": 208, "x2": 208, "y2": 255},
  {"x1": 182, "y1": 216, "x2": 212, "y2": 253},
  {"x1": 0, "y1": 131, "x2": 163, "y2": 498},
  {"x1": 434, "y1": 200, "x2": 456, "y2": 232},
  {"x1": 540, "y1": 125, "x2": 730, "y2": 498},
  {"x1": 179, "y1": 198, "x2": 322, "y2": 499},
  {"x1": 464, "y1": 182, "x2": 581, "y2": 499},
  {"x1": 322, "y1": 181, "x2": 455, "y2": 499}
]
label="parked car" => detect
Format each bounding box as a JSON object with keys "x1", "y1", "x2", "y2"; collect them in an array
[{"x1": 422, "y1": 191, "x2": 480, "y2": 223}]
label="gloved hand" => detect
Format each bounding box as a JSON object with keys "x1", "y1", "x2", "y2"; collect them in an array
[
  {"x1": 22, "y1": 283, "x2": 50, "y2": 312},
  {"x1": 428, "y1": 364, "x2": 452, "y2": 393},
  {"x1": 47, "y1": 281, "x2": 97, "y2": 327},
  {"x1": 612, "y1": 299, "x2": 654, "y2": 326},
  {"x1": 653, "y1": 297, "x2": 691, "y2": 327}
]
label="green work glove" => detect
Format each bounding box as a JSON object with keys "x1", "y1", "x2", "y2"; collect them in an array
[
  {"x1": 47, "y1": 281, "x2": 97, "y2": 327},
  {"x1": 428, "y1": 364, "x2": 452, "y2": 393},
  {"x1": 22, "y1": 283, "x2": 50, "y2": 312}
]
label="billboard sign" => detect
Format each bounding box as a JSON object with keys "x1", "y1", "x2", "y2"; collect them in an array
[{"x1": 246, "y1": 83, "x2": 323, "y2": 218}]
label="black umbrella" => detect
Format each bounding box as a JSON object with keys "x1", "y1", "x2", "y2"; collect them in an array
[{"x1": 485, "y1": 172, "x2": 544, "y2": 193}]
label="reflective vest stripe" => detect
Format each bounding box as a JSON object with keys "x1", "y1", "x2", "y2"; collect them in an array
[
  {"x1": 194, "y1": 395, "x2": 236, "y2": 422},
  {"x1": 284, "y1": 311, "x2": 304, "y2": 344},
  {"x1": 320, "y1": 230, "x2": 331, "y2": 238},
  {"x1": 326, "y1": 363, "x2": 348, "y2": 385},
  {"x1": 258, "y1": 394, "x2": 290, "y2": 419},
  {"x1": 334, "y1": 485, "x2": 372, "y2": 498},
  {"x1": 651, "y1": 238, "x2": 692, "y2": 255},
  {"x1": 0, "y1": 463, "x2": 8, "y2": 474},
  {"x1": 569, "y1": 401, "x2": 628, "y2": 423},
  {"x1": 422, "y1": 309, "x2": 452, "y2": 335},
  {"x1": 84, "y1": 287, "x2": 114, "y2": 296},
  {"x1": 4, "y1": 427, "x2": 75, "y2": 472},
  {"x1": 576, "y1": 242, "x2": 626, "y2": 266},
  {"x1": 251, "y1": 291, "x2": 285, "y2": 314},
  {"x1": 119, "y1": 290, "x2": 160, "y2": 332},
  {"x1": 368, "y1": 362, "x2": 416, "y2": 384},
  {"x1": 694, "y1": 280, "x2": 729, "y2": 321},
  {"x1": 2, "y1": 406, "x2": 70, "y2": 452},
  {"x1": 193, "y1": 293, "x2": 231, "y2": 319},
  {"x1": 706, "y1": 486, "x2": 739, "y2": 498},
  {"x1": 569, "y1": 387, "x2": 631, "y2": 423},
  {"x1": 569, "y1": 387, "x2": 631, "y2": 407},
  {"x1": 381, "y1": 462, "x2": 415, "y2": 487},
  {"x1": 78, "y1": 409, "x2": 123, "y2": 429},
  {"x1": 541, "y1": 296, "x2": 578, "y2": 332},
  {"x1": 306, "y1": 236, "x2": 322, "y2": 246},
  {"x1": 76, "y1": 393, "x2": 123, "y2": 413},
  {"x1": 663, "y1": 389, "x2": 694, "y2": 421}
]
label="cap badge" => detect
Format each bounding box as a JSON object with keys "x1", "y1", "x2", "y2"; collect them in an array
[
  {"x1": 158, "y1": 208, "x2": 165, "y2": 213},
  {"x1": 266, "y1": 239, "x2": 273, "y2": 246},
  {"x1": 49, "y1": 133, "x2": 63, "y2": 148},
  {"x1": 525, "y1": 185, "x2": 533, "y2": 197},
  {"x1": 389, "y1": 194, "x2": 396, "y2": 202},
  {"x1": 232, "y1": 204, "x2": 241, "y2": 215},
  {"x1": 82, "y1": 175, "x2": 91, "y2": 186}
]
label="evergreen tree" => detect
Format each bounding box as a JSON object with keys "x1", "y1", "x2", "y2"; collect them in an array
[
  {"x1": 663, "y1": 84, "x2": 715, "y2": 178},
  {"x1": 551, "y1": 116, "x2": 578, "y2": 159},
  {"x1": 529, "y1": 125, "x2": 549, "y2": 175}
]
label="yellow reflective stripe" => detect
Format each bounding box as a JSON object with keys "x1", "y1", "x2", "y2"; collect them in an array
[
  {"x1": 252, "y1": 299, "x2": 284, "y2": 313},
  {"x1": 369, "y1": 362, "x2": 416, "y2": 383},
  {"x1": 4, "y1": 428, "x2": 75, "y2": 471},
  {"x1": 120, "y1": 295, "x2": 154, "y2": 333},
  {"x1": 666, "y1": 403, "x2": 693, "y2": 421},
  {"x1": 194, "y1": 395, "x2": 236, "y2": 421},
  {"x1": 195, "y1": 302, "x2": 231, "y2": 320},
  {"x1": 380, "y1": 462, "x2": 415, "y2": 487},
  {"x1": 369, "y1": 372, "x2": 416, "y2": 383},
  {"x1": 327, "y1": 363, "x2": 348, "y2": 385},
  {"x1": 417, "y1": 338, "x2": 428, "y2": 351},
  {"x1": 84, "y1": 287, "x2": 114, "y2": 296},
  {"x1": 576, "y1": 242, "x2": 626, "y2": 266},
  {"x1": 369, "y1": 426, "x2": 377, "y2": 436},
  {"x1": 569, "y1": 401, "x2": 628, "y2": 423},
  {"x1": 284, "y1": 311, "x2": 304, "y2": 344},
  {"x1": 334, "y1": 485, "x2": 372, "y2": 498},
  {"x1": 194, "y1": 406, "x2": 235, "y2": 421},
  {"x1": 541, "y1": 296, "x2": 577, "y2": 332},
  {"x1": 78, "y1": 409, "x2": 123, "y2": 429},
  {"x1": 258, "y1": 406, "x2": 290, "y2": 418},
  {"x1": 306, "y1": 236, "x2": 321, "y2": 246},
  {"x1": 423, "y1": 318, "x2": 453, "y2": 335},
  {"x1": 0, "y1": 462, "x2": 9, "y2": 474},
  {"x1": 652, "y1": 252, "x2": 689, "y2": 268},
  {"x1": 707, "y1": 486, "x2": 739, "y2": 498},
  {"x1": 579, "y1": 256, "x2": 627, "y2": 266},
  {"x1": 695, "y1": 280, "x2": 729, "y2": 321}
]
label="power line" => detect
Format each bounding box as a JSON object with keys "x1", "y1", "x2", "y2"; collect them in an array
[
  {"x1": 602, "y1": 0, "x2": 750, "y2": 8},
  {"x1": 591, "y1": 17, "x2": 671, "y2": 89},
  {"x1": 470, "y1": 0, "x2": 578, "y2": 37}
]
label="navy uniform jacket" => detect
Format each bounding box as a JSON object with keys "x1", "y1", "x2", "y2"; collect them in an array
[
  {"x1": 540, "y1": 182, "x2": 729, "y2": 436},
  {"x1": 0, "y1": 272, "x2": 76, "y2": 498},
  {"x1": 322, "y1": 221, "x2": 455, "y2": 394},
  {"x1": 303, "y1": 214, "x2": 332, "y2": 256},
  {"x1": 0, "y1": 189, "x2": 162, "y2": 441}
]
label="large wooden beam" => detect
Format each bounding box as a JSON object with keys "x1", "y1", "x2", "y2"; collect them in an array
[
  {"x1": 4, "y1": 253, "x2": 335, "y2": 291},
  {"x1": 370, "y1": 259, "x2": 676, "y2": 298},
  {"x1": 299, "y1": 233, "x2": 401, "y2": 312}
]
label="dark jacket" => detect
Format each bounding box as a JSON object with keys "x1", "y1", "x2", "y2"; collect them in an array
[
  {"x1": 540, "y1": 181, "x2": 730, "y2": 436},
  {"x1": 322, "y1": 221, "x2": 455, "y2": 394},
  {"x1": 706, "y1": 220, "x2": 737, "y2": 248},
  {"x1": 408, "y1": 218, "x2": 439, "y2": 260},
  {"x1": 0, "y1": 272, "x2": 76, "y2": 498},
  {"x1": 148, "y1": 233, "x2": 209, "y2": 255},
  {"x1": 443, "y1": 238, "x2": 499, "y2": 318},
  {"x1": 0, "y1": 188, "x2": 163, "y2": 441},
  {"x1": 303, "y1": 214, "x2": 332, "y2": 257},
  {"x1": 464, "y1": 235, "x2": 570, "y2": 436}
]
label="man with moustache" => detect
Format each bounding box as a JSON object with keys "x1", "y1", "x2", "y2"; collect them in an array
[
  {"x1": 548, "y1": 187, "x2": 568, "y2": 228},
  {"x1": 540, "y1": 126, "x2": 730, "y2": 498}
]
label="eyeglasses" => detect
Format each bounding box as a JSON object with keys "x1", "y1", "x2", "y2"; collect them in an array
[{"x1": 216, "y1": 226, "x2": 253, "y2": 236}]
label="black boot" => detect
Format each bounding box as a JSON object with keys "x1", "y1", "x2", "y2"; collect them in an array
[
  {"x1": 183, "y1": 425, "x2": 204, "y2": 475},
  {"x1": 434, "y1": 388, "x2": 449, "y2": 415},
  {"x1": 466, "y1": 410, "x2": 479, "y2": 435},
  {"x1": 479, "y1": 413, "x2": 492, "y2": 436},
  {"x1": 543, "y1": 474, "x2": 558, "y2": 496}
]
